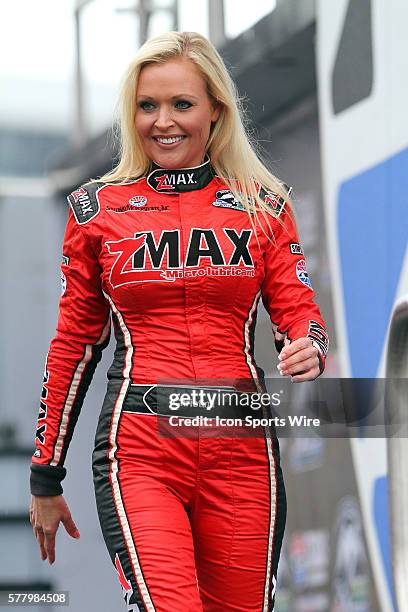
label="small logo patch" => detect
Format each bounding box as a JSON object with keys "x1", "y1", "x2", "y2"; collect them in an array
[
  {"x1": 129, "y1": 195, "x2": 147, "y2": 207},
  {"x1": 33, "y1": 449, "x2": 41, "y2": 458},
  {"x1": 264, "y1": 191, "x2": 285, "y2": 216},
  {"x1": 296, "y1": 259, "x2": 312, "y2": 289},
  {"x1": 69, "y1": 185, "x2": 100, "y2": 224},
  {"x1": 212, "y1": 189, "x2": 246, "y2": 211},
  {"x1": 290, "y1": 242, "x2": 303, "y2": 255},
  {"x1": 62, "y1": 255, "x2": 70, "y2": 266}
]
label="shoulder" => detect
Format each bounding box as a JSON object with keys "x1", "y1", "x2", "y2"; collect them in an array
[
  {"x1": 67, "y1": 177, "x2": 148, "y2": 225},
  {"x1": 67, "y1": 181, "x2": 105, "y2": 225}
]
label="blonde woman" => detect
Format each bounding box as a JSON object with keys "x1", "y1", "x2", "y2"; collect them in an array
[{"x1": 30, "y1": 31, "x2": 328, "y2": 611}]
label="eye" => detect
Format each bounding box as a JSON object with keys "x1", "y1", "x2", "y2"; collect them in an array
[
  {"x1": 138, "y1": 101, "x2": 156, "y2": 111},
  {"x1": 175, "y1": 100, "x2": 192, "y2": 110}
]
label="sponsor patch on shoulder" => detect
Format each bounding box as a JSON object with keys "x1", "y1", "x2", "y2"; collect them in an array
[
  {"x1": 68, "y1": 183, "x2": 101, "y2": 225},
  {"x1": 264, "y1": 191, "x2": 286, "y2": 216},
  {"x1": 296, "y1": 259, "x2": 312, "y2": 289},
  {"x1": 290, "y1": 242, "x2": 303, "y2": 255},
  {"x1": 212, "y1": 189, "x2": 246, "y2": 212}
]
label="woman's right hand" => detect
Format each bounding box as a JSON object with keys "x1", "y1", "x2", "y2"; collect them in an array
[{"x1": 29, "y1": 495, "x2": 80, "y2": 564}]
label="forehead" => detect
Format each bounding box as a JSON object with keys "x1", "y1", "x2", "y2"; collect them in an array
[{"x1": 137, "y1": 58, "x2": 207, "y2": 95}]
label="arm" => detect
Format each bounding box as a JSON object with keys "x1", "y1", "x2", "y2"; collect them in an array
[
  {"x1": 30, "y1": 191, "x2": 110, "y2": 562},
  {"x1": 31, "y1": 196, "x2": 110, "y2": 496},
  {"x1": 260, "y1": 202, "x2": 329, "y2": 381}
]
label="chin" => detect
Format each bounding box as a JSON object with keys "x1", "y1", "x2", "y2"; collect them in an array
[
  {"x1": 151, "y1": 151, "x2": 201, "y2": 170},
  {"x1": 154, "y1": 157, "x2": 183, "y2": 169}
]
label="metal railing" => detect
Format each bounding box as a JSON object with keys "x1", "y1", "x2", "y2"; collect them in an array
[{"x1": 386, "y1": 294, "x2": 408, "y2": 611}]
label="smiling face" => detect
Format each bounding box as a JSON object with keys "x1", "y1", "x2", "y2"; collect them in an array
[{"x1": 135, "y1": 57, "x2": 220, "y2": 169}]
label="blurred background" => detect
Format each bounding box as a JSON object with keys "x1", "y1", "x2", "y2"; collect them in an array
[{"x1": 1, "y1": 0, "x2": 407, "y2": 610}]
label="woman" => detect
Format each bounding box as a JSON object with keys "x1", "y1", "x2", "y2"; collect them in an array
[{"x1": 30, "y1": 31, "x2": 328, "y2": 611}]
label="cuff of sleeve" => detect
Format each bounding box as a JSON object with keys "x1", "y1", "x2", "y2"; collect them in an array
[
  {"x1": 311, "y1": 341, "x2": 326, "y2": 375},
  {"x1": 30, "y1": 464, "x2": 67, "y2": 496}
]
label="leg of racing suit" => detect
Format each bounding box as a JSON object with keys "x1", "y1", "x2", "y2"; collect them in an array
[
  {"x1": 93, "y1": 391, "x2": 286, "y2": 612},
  {"x1": 191, "y1": 432, "x2": 286, "y2": 611}
]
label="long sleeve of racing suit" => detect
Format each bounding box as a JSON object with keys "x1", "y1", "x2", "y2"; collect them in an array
[
  {"x1": 30, "y1": 208, "x2": 111, "y2": 496},
  {"x1": 260, "y1": 203, "x2": 329, "y2": 370}
]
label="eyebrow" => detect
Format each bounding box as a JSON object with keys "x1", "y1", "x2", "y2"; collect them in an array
[{"x1": 136, "y1": 94, "x2": 200, "y2": 101}]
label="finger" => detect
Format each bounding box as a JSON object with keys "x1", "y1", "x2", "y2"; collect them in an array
[
  {"x1": 279, "y1": 347, "x2": 317, "y2": 370},
  {"x1": 280, "y1": 357, "x2": 319, "y2": 376},
  {"x1": 34, "y1": 528, "x2": 47, "y2": 561},
  {"x1": 291, "y1": 367, "x2": 320, "y2": 383},
  {"x1": 34, "y1": 529, "x2": 47, "y2": 561},
  {"x1": 61, "y1": 514, "x2": 80, "y2": 539},
  {"x1": 44, "y1": 531, "x2": 56, "y2": 565},
  {"x1": 279, "y1": 337, "x2": 312, "y2": 361}
]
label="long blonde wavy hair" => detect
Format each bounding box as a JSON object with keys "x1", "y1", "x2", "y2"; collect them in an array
[{"x1": 99, "y1": 31, "x2": 292, "y2": 223}]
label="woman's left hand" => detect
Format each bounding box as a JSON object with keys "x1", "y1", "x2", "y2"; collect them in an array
[{"x1": 277, "y1": 337, "x2": 321, "y2": 382}]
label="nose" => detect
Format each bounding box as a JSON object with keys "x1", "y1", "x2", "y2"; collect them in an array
[{"x1": 154, "y1": 105, "x2": 175, "y2": 131}]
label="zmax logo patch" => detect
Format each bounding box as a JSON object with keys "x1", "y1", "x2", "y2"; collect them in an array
[{"x1": 105, "y1": 228, "x2": 255, "y2": 287}]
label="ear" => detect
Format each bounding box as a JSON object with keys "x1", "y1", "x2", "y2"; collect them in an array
[{"x1": 211, "y1": 102, "x2": 221, "y2": 123}]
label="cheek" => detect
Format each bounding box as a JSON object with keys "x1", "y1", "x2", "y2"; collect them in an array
[
  {"x1": 135, "y1": 114, "x2": 150, "y2": 138},
  {"x1": 190, "y1": 112, "x2": 212, "y2": 140},
  {"x1": 198, "y1": 126, "x2": 210, "y2": 143}
]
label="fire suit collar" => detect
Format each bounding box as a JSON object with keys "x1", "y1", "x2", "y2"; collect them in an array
[{"x1": 147, "y1": 157, "x2": 214, "y2": 194}]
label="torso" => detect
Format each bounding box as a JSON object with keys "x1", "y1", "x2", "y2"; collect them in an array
[{"x1": 82, "y1": 170, "x2": 272, "y2": 384}]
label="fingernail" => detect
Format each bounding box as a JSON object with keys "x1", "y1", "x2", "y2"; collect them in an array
[
  {"x1": 74, "y1": 531, "x2": 80, "y2": 538},
  {"x1": 278, "y1": 353, "x2": 284, "y2": 361}
]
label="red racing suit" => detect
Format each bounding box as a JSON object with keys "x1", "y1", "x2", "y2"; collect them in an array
[{"x1": 30, "y1": 159, "x2": 328, "y2": 611}]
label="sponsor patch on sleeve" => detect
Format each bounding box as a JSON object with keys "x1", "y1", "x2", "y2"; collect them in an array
[
  {"x1": 290, "y1": 242, "x2": 303, "y2": 255},
  {"x1": 62, "y1": 255, "x2": 70, "y2": 266},
  {"x1": 296, "y1": 259, "x2": 313, "y2": 289}
]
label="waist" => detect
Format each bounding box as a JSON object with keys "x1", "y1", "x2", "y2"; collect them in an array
[{"x1": 107, "y1": 380, "x2": 269, "y2": 419}]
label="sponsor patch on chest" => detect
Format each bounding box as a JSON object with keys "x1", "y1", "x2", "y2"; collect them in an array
[{"x1": 212, "y1": 189, "x2": 246, "y2": 211}]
